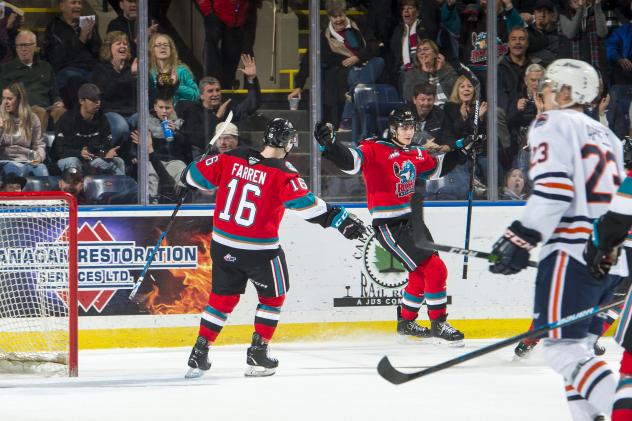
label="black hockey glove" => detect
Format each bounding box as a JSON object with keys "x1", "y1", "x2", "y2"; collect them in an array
[
  {"x1": 490, "y1": 221, "x2": 542, "y2": 275},
  {"x1": 314, "y1": 121, "x2": 335, "y2": 152},
  {"x1": 455, "y1": 135, "x2": 483, "y2": 159},
  {"x1": 330, "y1": 206, "x2": 367, "y2": 240},
  {"x1": 583, "y1": 212, "x2": 631, "y2": 280}
]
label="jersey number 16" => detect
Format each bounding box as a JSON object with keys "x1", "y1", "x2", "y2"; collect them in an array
[{"x1": 218, "y1": 178, "x2": 261, "y2": 227}]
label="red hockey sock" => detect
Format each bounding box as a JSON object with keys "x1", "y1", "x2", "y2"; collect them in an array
[
  {"x1": 401, "y1": 268, "x2": 425, "y2": 321},
  {"x1": 254, "y1": 295, "x2": 285, "y2": 342},
  {"x1": 198, "y1": 293, "x2": 240, "y2": 344},
  {"x1": 612, "y1": 352, "x2": 632, "y2": 421},
  {"x1": 421, "y1": 254, "x2": 448, "y2": 320}
]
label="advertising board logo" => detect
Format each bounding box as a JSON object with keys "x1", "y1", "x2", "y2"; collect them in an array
[
  {"x1": 34, "y1": 221, "x2": 198, "y2": 313},
  {"x1": 333, "y1": 227, "x2": 406, "y2": 307}
]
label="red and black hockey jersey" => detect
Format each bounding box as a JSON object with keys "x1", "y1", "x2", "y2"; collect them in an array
[
  {"x1": 185, "y1": 148, "x2": 329, "y2": 251},
  {"x1": 324, "y1": 139, "x2": 463, "y2": 225}
]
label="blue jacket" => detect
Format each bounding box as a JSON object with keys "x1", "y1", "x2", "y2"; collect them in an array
[{"x1": 606, "y1": 23, "x2": 632, "y2": 63}]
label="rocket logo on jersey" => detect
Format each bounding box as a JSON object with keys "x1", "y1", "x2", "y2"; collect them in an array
[{"x1": 393, "y1": 160, "x2": 416, "y2": 197}]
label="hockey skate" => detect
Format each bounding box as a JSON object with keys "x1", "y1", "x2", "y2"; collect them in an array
[
  {"x1": 513, "y1": 339, "x2": 538, "y2": 360},
  {"x1": 245, "y1": 332, "x2": 278, "y2": 377},
  {"x1": 396, "y1": 306, "x2": 431, "y2": 342},
  {"x1": 430, "y1": 315, "x2": 465, "y2": 347},
  {"x1": 185, "y1": 336, "x2": 211, "y2": 379}
]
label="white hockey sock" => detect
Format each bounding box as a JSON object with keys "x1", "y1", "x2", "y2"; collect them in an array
[
  {"x1": 565, "y1": 383, "x2": 601, "y2": 421},
  {"x1": 543, "y1": 338, "x2": 618, "y2": 417}
]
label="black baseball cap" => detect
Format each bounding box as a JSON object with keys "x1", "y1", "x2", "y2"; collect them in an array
[
  {"x1": 78, "y1": 83, "x2": 102, "y2": 101},
  {"x1": 2, "y1": 173, "x2": 27, "y2": 189},
  {"x1": 62, "y1": 167, "x2": 84, "y2": 184},
  {"x1": 534, "y1": 0, "x2": 555, "y2": 12}
]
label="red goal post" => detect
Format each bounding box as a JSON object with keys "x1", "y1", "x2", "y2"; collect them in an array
[{"x1": 0, "y1": 191, "x2": 78, "y2": 377}]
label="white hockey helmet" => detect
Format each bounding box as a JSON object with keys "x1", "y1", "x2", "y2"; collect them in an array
[{"x1": 542, "y1": 59, "x2": 599, "y2": 106}]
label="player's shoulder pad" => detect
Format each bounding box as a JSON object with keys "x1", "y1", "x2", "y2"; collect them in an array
[{"x1": 358, "y1": 136, "x2": 380, "y2": 146}]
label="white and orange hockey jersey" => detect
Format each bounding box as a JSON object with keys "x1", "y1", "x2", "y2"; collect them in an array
[{"x1": 519, "y1": 109, "x2": 625, "y2": 265}]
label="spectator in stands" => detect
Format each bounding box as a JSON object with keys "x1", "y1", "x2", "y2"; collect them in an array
[
  {"x1": 0, "y1": 82, "x2": 48, "y2": 177},
  {"x1": 0, "y1": 3, "x2": 19, "y2": 64},
  {"x1": 149, "y1": 33, "x2": 199, "y2": 105},
  {"x1": 402, "y1": 39, "x2": 459, "y2": 106},
  {"x1": 389, "y1": 0, "x2": 433, "y2": 90},
  {"x1": 500, "y1": 168, "x2": 529, "y2": 200},
  {"x1": 177, "y1": 54, "x2": 260, "y2": 157},
  {"x1": 58, "y1": 166, "x2": 88, "y2": 204},
  {"x1": 144, "y1": 86, "x2": 188, "y2": 203},
  {"x1": 195, "y1": 0, "x2": 252, "y2": 89},
  {"x1": 0, "y1": 30, "x2": 66, "y2": 134},
  {"x1": 441, "y1": 75, "x2": 489, "y2": 196},
  {"x1": 106, "y1": 0, "x2": 158, "y2": 58},
  {"x1": 52, "y1": 83, "x2": 125, "y2": 176},
  {"x1": 43, "y1": 0, "x2": 102, "y2": 90},
  {"x1": 91, "y1": 31, "x2": 138, "y2": 148},
  {"x1": 526, "y1": 0, "x2": 559, "y2": 66},
  {"x1": 607, "y1": 8, "x2": 632, "y2": 85},
  {"x1": 499, "y1": 27, "x2": 537, "y2": 111},
  {"x1": 408, "y1": 83, "x2": 454, "y2": 152},
  {"x1": 559, "y1": 0, "x2": 608, "y2": 71},
  {"x1": 507, "y1": 63, "x2": 544, "y2": 175},
  {"x1": 321, "y1": 0, "x2": 384, "y2": 130},
  {"x1": 0, "y1": 173, "x2": 26, "y2": 192},
  {"x1": 288, "y1": 53, "x2": 308, "y2": 102},
  {"x1": 444, "y1": 0, "x2": 523, "y2": 94},
  {"x1": 212, "y1": 121, "x2": 240, "y2": 155}
]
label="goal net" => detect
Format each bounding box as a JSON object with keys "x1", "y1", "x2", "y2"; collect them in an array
[{"x1": 0, "y1": 192, "x2": 78, "y2": 376}]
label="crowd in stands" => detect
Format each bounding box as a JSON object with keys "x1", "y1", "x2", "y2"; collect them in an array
[
  {"x1": 1, "y1": 0, "x2": 632, "y2": 203},
  {"x1": 0, "y1": 0, "x2": 262, "y2": 204},
  {"x1": 312, "y1": 0, "x2": 632, "y2": 200}
]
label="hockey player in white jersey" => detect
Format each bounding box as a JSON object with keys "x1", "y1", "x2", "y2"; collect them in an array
[{"x1": 489, "y1": 59, "x2": 625, "y2": 421}]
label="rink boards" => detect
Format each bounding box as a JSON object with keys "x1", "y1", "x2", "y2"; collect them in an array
[{"x1": 58, "y1": 202, "x2": 569, "y2": 348}]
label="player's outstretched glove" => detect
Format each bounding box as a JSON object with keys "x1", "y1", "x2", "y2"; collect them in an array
[
  {"x1": 314, "y1": 121, "x2": 335, "y2": 151},
  {"x1": 489, "y1": 220, "x2": 541, "y2": 275},
  {"x1": 583, "y1": 212, "x2": 629, "y2": 280},
  {"x1": 330, "y1": 206, "x2": 367, "y2": 240},
  {"x1": 455, "y1": 135, "x2": 482, "y2": 159}
]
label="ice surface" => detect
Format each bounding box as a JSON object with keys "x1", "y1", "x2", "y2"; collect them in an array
[{"x1": 0, "y1": 337, "x2": 623, "y2": 421}]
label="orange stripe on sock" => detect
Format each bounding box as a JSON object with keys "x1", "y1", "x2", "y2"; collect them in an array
[{"x1": 577, "y1": 360, "x2": 607, "y2": 395}]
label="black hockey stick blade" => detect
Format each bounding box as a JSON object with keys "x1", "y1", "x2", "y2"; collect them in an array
[
  {"x1": 377, "y1": 297, "x2": 625, "y2": 385},
  {"x1": 415, "y1": 240, "x2": 538, "y2": 268}
]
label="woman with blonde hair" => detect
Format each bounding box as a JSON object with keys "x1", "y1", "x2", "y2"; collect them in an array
[
  {"x1": 426, "y1": 76, "x2": 488, "y2": 200},
  {"x1": 401, "y1": 39, "x2": 458, "y2": 105},
  {"x1": 149, "y1": 33, "x2": 199, "y2": 105},
  {"x1": 0, "y1": 81, "x2": 48, "y2": 177},
  {"x1": 91, "y1": 31, "x2": 138, "y2": 147}
]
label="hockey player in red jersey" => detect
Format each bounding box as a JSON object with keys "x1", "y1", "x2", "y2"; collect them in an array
[
  {"x1": 182, "y1": 118, "x2": 367, "y2": 379},
  {"x1": 315, "y1": 107, "x2": 474, "y2": 346}
]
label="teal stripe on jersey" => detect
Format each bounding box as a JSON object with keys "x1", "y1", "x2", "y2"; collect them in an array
[
  {"x1": 189, "y1": 163, "x2": 217, "y2": 190},
  {"x1": 424, "y1": 291, "x2": 447, "y2": 299},
  {"x1": 213, "y1": 227, "x2": 279, "y2": 244},
  {"x1": 204, "y1": 305, "x2": 227, "y2": 320},
  {"x1": 418, "y1": 163, "x2": 439, "y2": 180},
  {"x1": 403, "y1": 291, "x2": 423, "y2": 303},
  {"x1": 619, "y1": 176, "x2": 632, "y2": 196},
  {"x1": 352, "y1": 146, "x2": 365, "y2": 165},
  {"x1": 285, "y1": 192, "x2": 317, "y2": 210},
  {"x1": 369, "y1": 203, "x2": 411, "y2": 214}
]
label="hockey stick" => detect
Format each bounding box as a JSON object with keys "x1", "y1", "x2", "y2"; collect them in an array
[
  {"x1": 417, "y1": 240, "x2": 538, "y2": 268},
  {"x1": 377, "y1": 297, "x2": 626, "y2": 385},
  {"x1": 129, "y1": 111, "x2": 234, "y2": 301},
  {"x1": 462, "y1": 99, "x2": 480, "y2": 279}
]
